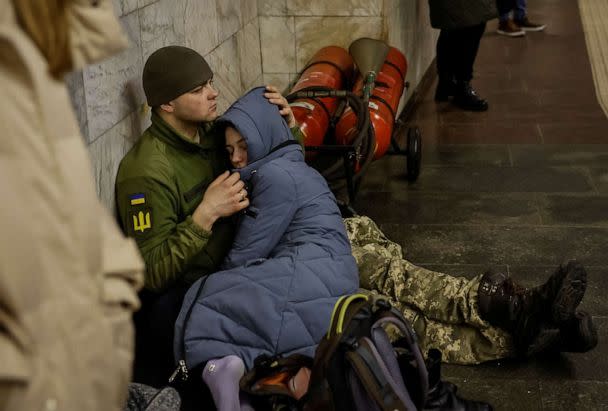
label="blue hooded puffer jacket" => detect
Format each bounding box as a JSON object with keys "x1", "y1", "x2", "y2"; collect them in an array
[{"x1": 174, "y1": 87, "x2": 359, "y2": 370}]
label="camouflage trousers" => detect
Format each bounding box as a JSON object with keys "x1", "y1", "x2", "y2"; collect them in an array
[{"x1": 344, "y1": 216, "x2": 514, "y2": 365}]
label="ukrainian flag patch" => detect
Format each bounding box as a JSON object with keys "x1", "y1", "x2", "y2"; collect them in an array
[{"x1": 130, "y1": 193, "x2": 146, "y2": 206}]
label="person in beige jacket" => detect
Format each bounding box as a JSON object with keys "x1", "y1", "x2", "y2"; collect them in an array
[{"x1": 0, "y1": 0, "x2": 144, "y2": 410}]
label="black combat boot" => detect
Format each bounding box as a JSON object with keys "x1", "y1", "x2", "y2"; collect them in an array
[
  {"x1": 528, "y1": 311, "x2": 598, "y2": 356},
  {"x1": 423, "y1": 349, "x2": 493, "y2": 411},
  {"x1": 434, "y1": 77, "x2": 457, "y2": 102},
  {"x1": 452, "y1": 81, "x2": 489, "y2": 111},
  {"x1": 477, "y1": 261, "x2": 587, "y2": 355},
  {"x1": 558, "y1": 311, "x2": 598, "y2": 353}
]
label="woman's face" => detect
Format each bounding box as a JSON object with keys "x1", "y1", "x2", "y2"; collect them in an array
[{"x1": 225, "y1": 126, "x2": 248, "y2": 168}]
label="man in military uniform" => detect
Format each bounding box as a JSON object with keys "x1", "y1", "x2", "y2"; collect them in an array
[
  {"x1": 115, "y1": 46, "x2": 302, "y2": 388},
  {"x1": 345, "y1": 216, "x2": 597, "y2": 364}
]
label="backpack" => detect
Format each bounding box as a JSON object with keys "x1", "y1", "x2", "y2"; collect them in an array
[{"x1": 302, "y1": 293, "x2": 429, "y2": 411}]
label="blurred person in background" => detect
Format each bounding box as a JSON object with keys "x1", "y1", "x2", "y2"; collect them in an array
[
  {"x1": 497, "y1": 0, "x2": 546, "y2": 37},
  {"x1": 429, "y1": 0, "x2": 496, "y2": 111},
  {"x1": 0, "y1": 0, "x2": 144, "y2": 410}
]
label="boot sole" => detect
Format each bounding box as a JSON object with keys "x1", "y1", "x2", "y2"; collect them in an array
[
  {"x1": 552, "y1": 263, "x2": 587, "y2": 323},
  {"x1": 526, "y1": 327, "x2": 561, "y2": 357},
  {"x1": 564, "y1": 312, "x2": 598, "y2": 353},
  {"x1": 521, "y1": 26, "x2": 546, "y2": 32},
  {"x1": 496, "y1": 29, "x2": 525, "y2": 37}
]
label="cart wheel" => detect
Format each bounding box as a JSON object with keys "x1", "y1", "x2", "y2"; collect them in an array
[{"x1": 406, "y1": 126, "x2": 422, "y2": 181}]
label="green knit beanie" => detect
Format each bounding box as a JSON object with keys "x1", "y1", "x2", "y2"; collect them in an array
[{"x1": 143, "y1": 46, "x2": 213, "y2": 107}]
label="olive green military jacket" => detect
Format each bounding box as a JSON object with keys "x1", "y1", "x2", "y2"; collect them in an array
[
  {"x1": 116, "y1": 112, "x2": 232, "y2": 292},
  {"x1": 116, "y1": 112, "x2": 304, "y2": 292}
]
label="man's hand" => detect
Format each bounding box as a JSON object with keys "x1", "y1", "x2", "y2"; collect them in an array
[
  {"x1": 265, "y1": 85, "x2": 297, "y2": 128},
  {"x1": 192, "y1": 171, "x2": 249, "y2": 231}
]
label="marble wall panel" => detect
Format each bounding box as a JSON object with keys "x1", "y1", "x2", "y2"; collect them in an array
[
  {"x1": 138, "y1": 0, "x2": 158, "y2": 9},
  {"x1": 258, "y1": 0, "x2": 287, "y2": 16},
  {"x1": 184, "y1": 0, "x2": 219, "y2": 57},
  {"x1": 217, "y1": 0, "x2": 241, "y2": 43},
  {"x1": 113, "y1": 0, "x2": 138, "y2": 16},
  {"x1": 389, "y1": 0, "x2": 418, "y2": 57},
  {"x1": 383, "y1": 0, "x2": 398, "y2": 16},
  {"x1": 65, "y1": 70, "x2": 89, "y2": 142},
  {"x1": 384, "y1": 5, "x2": 400, "y2": 52},
  {"x1": 294, "y1": 16, "x2": 383, "y2": 71},
  {"x1": 263, "y1": 73, "x2": 291, "y2": 93},
  {"x1": 206, "y1": 36, "x2": 243, "y2": 114},
  {"x1": 286, "y1": 0, "x2": 382, "y2": 17},
  {"x1": 380, "y1": 0, "x2": 435, "y2": 98},
  {"x1": 241, "y1": 0, "x2": 258, "y2": 25},
  {"x1": 83, "y1": 12, "x2": 143, "y2": 141},
  {"x1": 88, "y1": 113, "x2": 140, "y2": 212},
  {"x1": 139, "y1": 0, "x2": 186, "y2": 61},
  {"x1": 252, "y1": 74, "x2": 265, "y2": 90},
  {"x1": 413, "y1": 1, "x2": 437, "y2": 86},
  {"x1": 237, "y1": 19, "x2": 263, "y2": 90},
  {"x1": 260, "y1": 17, "x2": 296, "y2": 73}
]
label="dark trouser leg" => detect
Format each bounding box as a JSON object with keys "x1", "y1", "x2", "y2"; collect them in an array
[
  {"x1": 132, "y1": 286, "x2": 188, "y2": 388},
  {"x1": 452, "y1": 22, "x2": 486, "y2": 83},
  {"x1": 434, "y1": 29, "x2": 458, "y2": 101},
  {"x1": 497, "y1": 0, "x2": 516, "y2": 21},
  {"x1": 450, "y1": 22, "x2": 489, "y2": 111},
  {"x1": 133, "y1": 285, "x2": 215, "y2": 411},
  {"x1": 436, "y1": 29, "x2": 452, "y2": 81},
  {"x1": 514, "y1": 0, "x2": 527, "y2": 21}
]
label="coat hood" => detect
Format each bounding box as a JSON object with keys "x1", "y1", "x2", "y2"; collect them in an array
[
  {"x1": 68, "y1": 0, "x2": 130, "y2": 69},
  {"x1": 217, "y1": 87, "x2": 303, "y2": 176},
  {"x1": 1, "y1": 0, "x2": 129, "y2": 72}
]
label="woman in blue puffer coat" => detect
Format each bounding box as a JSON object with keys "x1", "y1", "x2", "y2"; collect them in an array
[{"x1": 174, "y1": 87, "x2": 359, "y2": 410}]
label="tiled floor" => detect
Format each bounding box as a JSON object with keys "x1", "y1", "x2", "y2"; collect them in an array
[{"x1": 355, "y1": 1, "x2": 608, "y2": 409}]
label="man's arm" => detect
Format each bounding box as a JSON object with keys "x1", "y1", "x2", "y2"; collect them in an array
[
  {"x1": 116, "y1": 171, "x2": 248, "y2": 292},
  {"x1": 116, "y1": 175, "x2": 211, "y2": 292}
]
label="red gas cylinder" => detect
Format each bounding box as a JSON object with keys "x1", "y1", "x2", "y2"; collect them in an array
[
  {"x1": 335, "y1": 47, "x2": 408, "y2": 159},
  {"x1": 288, "y1": 46, "x2": 355, "y2": 147}
]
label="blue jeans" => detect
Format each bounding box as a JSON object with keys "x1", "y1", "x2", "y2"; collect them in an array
[{"x1": 499, "y1": 0, "x2": 526, "y2": 22}]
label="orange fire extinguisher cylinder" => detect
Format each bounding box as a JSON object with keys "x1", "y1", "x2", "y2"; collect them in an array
[
  {"x1": 335, "y1": 47, "x2": 408, "y2": 159},
  {"x1": 289, "y1": 46, "x2": 355, "y2": 147}
]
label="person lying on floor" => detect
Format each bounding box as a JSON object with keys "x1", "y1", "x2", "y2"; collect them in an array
[
  {"x1": 344, "y1": 215, "x2": 597, "y2": 363},
  {"x1": 173, "y1": 87, "x2": 359, "y2": 411}
]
